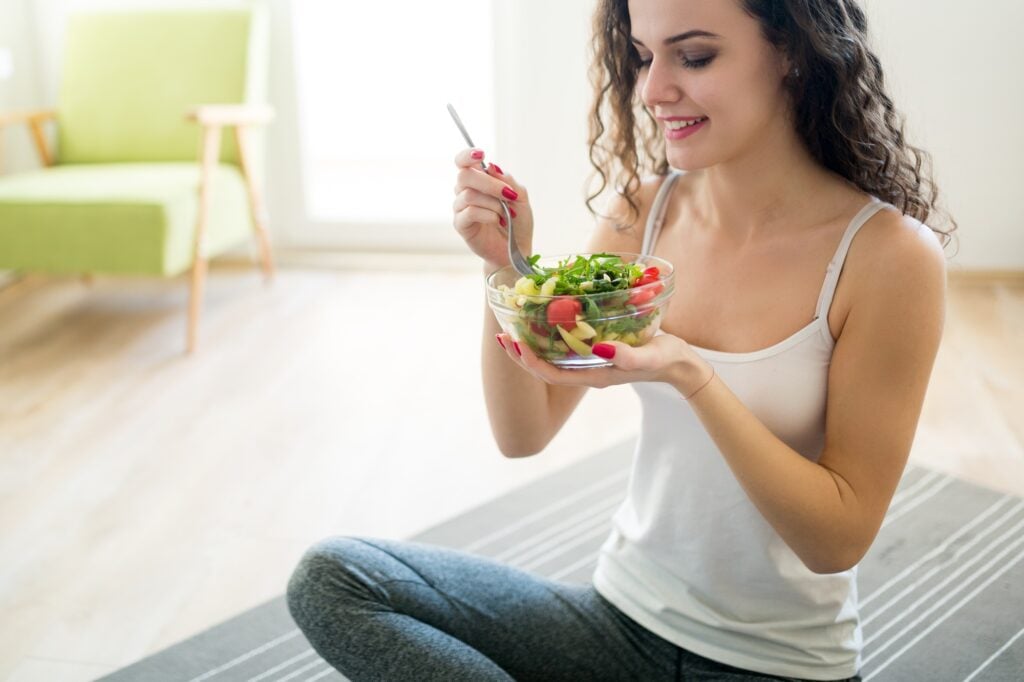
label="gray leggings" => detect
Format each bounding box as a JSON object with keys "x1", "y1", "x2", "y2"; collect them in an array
[{"x1": 286, "y1": 537, "x2": 860, "y2": 682}]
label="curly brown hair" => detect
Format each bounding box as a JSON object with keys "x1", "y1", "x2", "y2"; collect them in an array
[{"x1": 587, "y1": 0, "x2": 956, "y2": 247}]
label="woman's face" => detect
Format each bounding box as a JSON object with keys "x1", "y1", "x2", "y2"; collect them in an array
[{"x1": 627, "y1": 0, "x2": 792, "y2": 170}]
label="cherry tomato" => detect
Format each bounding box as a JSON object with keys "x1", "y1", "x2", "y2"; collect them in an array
[
  {"x1": 546, "y1": 297, "x2": 581, "y2": 330},
  {"x1": 627, "y1": 288, "x2": 657, "y2": 306}
]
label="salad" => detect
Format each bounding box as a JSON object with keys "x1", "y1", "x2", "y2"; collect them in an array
[{"x1": 492, "y1": 253, "x2": 670, "y2": 362}]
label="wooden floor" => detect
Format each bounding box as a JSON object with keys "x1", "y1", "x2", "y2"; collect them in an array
[{"x1": 0, "y1": 261, "x2": 1021, "y2": 681}]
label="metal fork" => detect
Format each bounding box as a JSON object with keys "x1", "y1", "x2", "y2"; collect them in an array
[{"x1": 447, "y1": 103, "x2": 535, "y2": 276}]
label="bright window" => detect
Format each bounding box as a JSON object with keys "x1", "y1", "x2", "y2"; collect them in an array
[{"x1": 292, "y1": 1, "x2": 496, "y2": 226}]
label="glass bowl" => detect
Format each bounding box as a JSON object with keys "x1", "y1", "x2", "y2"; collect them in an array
[{"x1": 485, "y1": 253, "x2": 675, "y2": 369}]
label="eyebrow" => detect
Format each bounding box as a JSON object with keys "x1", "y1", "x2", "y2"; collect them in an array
[{"x1": 631, "y1": 30, "x2": 721, "y2": 48}]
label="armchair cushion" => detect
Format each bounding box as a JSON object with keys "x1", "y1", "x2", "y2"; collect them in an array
[
  {"x1": 0, "y1": 163, "x2": 251, "y2": 276},
  {"x1": 57, "y1": 9, "x2": 266, "y2": 164}
]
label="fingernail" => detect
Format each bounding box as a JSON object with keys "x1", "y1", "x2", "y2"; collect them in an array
[
  {"x1": 495, "y1": 334, "x2": 506, "y2": 350},
  {"x1": 502, "y1": 186, "x2": 519, "y2": 201},
  {"x1": 490, "y1": 163, "x2": 504, "y2": 175},
  {"x1": 499, "y1": 215, "x2": 507, "y2": 227},
  {"x1": 513, "y1": 341, "x2": 523, "y2": 357},
  {"x1": 592, "y1": 343, "x2": 616, "y2": 359},
  {"x1": 509, "y1": 206, "x2": 517, "y2": 218},
  {"x1": 471, "y1": 150, "x2": 484, "y2": 160}
]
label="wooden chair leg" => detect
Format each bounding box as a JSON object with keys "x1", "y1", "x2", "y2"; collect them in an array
[
  {"x1": 187, "y1": 257, "x2": 208, "y2": 354},
  {"x1": 234, "y1": 125, "x2": 274, "y2": 282},
  {"x1": 28, "y1": 116, "x2": 54, "y2": 167},
  {"x1": 187, "y1": 125, "x2": 222, "y2": 354}
]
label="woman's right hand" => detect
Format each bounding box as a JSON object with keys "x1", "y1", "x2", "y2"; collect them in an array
[{"x1": 452, "y1": 148, "x2": 534, "y2": 271}]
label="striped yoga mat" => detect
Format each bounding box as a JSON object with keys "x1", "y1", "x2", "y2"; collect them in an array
[{"x1": 103, "y1": 439, "x2": 1024, "y2": 681}]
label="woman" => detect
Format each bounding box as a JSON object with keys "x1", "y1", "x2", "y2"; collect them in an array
[{"x1": 287, "y1": 1, "x2": 952, "y2": 679}]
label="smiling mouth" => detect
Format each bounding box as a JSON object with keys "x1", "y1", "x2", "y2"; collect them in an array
[{"x1": 665, "y1": 117, "x2": 708, "y2": 130}]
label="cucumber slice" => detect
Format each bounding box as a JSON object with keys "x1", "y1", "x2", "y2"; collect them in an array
[
  {"x1": 570, "y1": 319, "x2": 597, "y2": 340},
  {"x1": 557, "y1": 325, "x2": 593, "y2": 356},
  {"x1": 540, "y1": 276, "x2": 559, "y2": 297}
]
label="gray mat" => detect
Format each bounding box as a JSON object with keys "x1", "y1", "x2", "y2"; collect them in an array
[{"x1": 101, "y1": 439, "x2": 1024, "y2": 682}]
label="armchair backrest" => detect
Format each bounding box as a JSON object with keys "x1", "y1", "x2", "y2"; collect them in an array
[{"x1": 56, "y1": 6, "x2": 268, "y2": 165}]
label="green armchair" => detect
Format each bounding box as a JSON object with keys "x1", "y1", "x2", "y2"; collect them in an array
[{"x1": 0, "y1": 7, "x2": 274, "y2": 352}]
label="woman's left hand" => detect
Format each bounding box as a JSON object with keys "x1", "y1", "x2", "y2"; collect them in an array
[{"x1": 495, "y1": 331, "x2": 710, "y2": 393}]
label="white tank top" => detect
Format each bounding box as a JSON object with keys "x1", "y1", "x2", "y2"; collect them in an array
[{"x1": 593, "y1": 171, "x2": 887, "y2": 680}]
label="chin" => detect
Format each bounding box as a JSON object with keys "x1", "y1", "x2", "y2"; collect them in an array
[{"x1": 665, "y1": 149, "x2": 715, "y2": 173}]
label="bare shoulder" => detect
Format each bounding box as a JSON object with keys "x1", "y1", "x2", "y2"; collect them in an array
[
  {"x1": 836, "y1": 204, "x2": 948, "y2": 353},
  {"x1": 822, "y1": 205, "x2": 950, "y2": 560},
  {"x1": 847, "y1": 205, "x2": 947, "y2": 300},
  {"x1": 586, "y1": 173, "x2": 691, "y2": 253}
]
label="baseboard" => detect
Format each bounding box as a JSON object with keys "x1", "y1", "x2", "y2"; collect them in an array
[
  {"x1": 947, "y1": 268, "x2": 1024, "y2": 285},
  {"x1": 268, "y1": 248, "x2": 481, "y2": 273}
]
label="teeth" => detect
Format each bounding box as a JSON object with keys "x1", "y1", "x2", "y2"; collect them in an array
[{"x1": 666, "y1": 117, "x2": 707, "y2": 130}]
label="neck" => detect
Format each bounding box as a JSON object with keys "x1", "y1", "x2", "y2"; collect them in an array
[{"x1": 699, "y1": 120, "x2": 831, "y2": 241}]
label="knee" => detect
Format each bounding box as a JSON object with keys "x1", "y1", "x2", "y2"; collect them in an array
[{"x1": 286, "y1": 536, "x2": 371, "y2": 628}]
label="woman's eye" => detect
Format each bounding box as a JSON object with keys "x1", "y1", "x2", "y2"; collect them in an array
[
  {"x1": 682, "y1": 54, "x2": 715, "y2": 69},
  {"x1": 635, "y1": 53, "x2": 714, "y2": 70}
]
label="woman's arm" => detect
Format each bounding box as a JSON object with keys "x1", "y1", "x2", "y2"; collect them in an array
[
  {"x1": 483, "y1": 181, "x2": 661, "y2": 457},
  {"x1": 481, "y1": 291, "x2": 587, "y2": 457},
  {"x1": 450, "y1": 148, "x2": 580, "y2": 458},
  {"x1": 682, "y1": 213, "x2": 947, "y2": 573}
]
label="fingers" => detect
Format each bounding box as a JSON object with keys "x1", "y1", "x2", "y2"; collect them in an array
[
  {"x1": 455, "y1": 167, "x2": 520, "y2": 205},
  {"x1": 494, "y1": 333, "x2": 614, "y2": 388},
  {"x1": 453, "y1": 203, "x2": 503, "y2": 236},
  {"x1": 594, "y1": 341, "x2": 656, "y2": 375},
  {"x1": 593, "y1": 335, "x2": 690, "y2": 376},
  {"x1": 498, "y1": 335, "x2": 561, "y2": 385},
  {"x1": 492, "y1": 331, "x2": 693, "y2": 390},
  {"x1": 452, "y1": 187, "x2": 506, "y2": 221},
  {"x1": 453, "y1": 147, "x2": 486, "y2": 168},
  {"x1": 453, "y1": 148, "x2": 526, "y2": 201},
  {"x1": 453, "y1": 147, "x2": 513, "y2": 183},
  {"x1": 452, "y1": 149, "x2": 522, "y2": 237},
  {"x1": 487, "y1": 164, "x2": 527, "y2": 201},
  {"x1": 495, "y1": 333, "x2": 545, "y2": 377}
]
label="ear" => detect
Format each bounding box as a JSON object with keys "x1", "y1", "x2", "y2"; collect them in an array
[{"x1": 777, "y1": 49, "x2": 794, "y2": 79}]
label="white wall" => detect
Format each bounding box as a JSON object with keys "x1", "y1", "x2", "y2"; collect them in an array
[
  {"x1": 865, "y1": 0, "x2": 1024, "y2": 270},
  {"x1": 3, "y1": 0, "x2": 1022, "y2": 269},
  {"x1": 490, "y1": 0, "x2": 599, "y2": 259},
  {"x1": 263, "y1": 0, "x2": 597, "y2": 257},
  {"x1": 0, "y1": 0, "x2": 45, "y2": 173}
]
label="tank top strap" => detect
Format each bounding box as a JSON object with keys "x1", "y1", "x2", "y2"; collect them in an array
[
  {"x1": 814, "y1": 197, "x2": 887, "y2": 320},
  {"x1": 640, "y1": 170, "x2": 684, "y2": 258}
]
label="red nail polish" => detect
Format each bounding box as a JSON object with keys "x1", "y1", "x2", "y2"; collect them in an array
[
  {"x1": 499, "y1": 215, "x2": 507, "y2": 227},
  {"x1": 495, "y1": 334, "x2": 506, "y2": 350},
  {"x1": 513, "y1": 341, "x2": 523, "y2": 357},
  {"x1": 509, "y1": 206, "x2": 517, "y2": 218},
  {"x1": 592, "y1": 343, "x2": 616, "y2": 359},
  {"x1": 471, "y1": 150, "x2": 484, "y2": 160},
  {"x1": 502, "y1": 187, "x2": 519, "y2": 201},
  {"x1": 490, "y1": 163, "x2": 504, "y2": 175}
]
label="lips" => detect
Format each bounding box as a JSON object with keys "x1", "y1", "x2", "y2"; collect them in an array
[
  {"x1": 662, "y1": 116, "x2": 708, "y2": 130},
  {"x1": 662, "y1": 116, "x2": 709, "y2": 140}
]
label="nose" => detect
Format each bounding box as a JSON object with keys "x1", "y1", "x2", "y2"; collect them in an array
[{"x1": 639, "y1": 57, "x2": 680, "y2": 108}]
